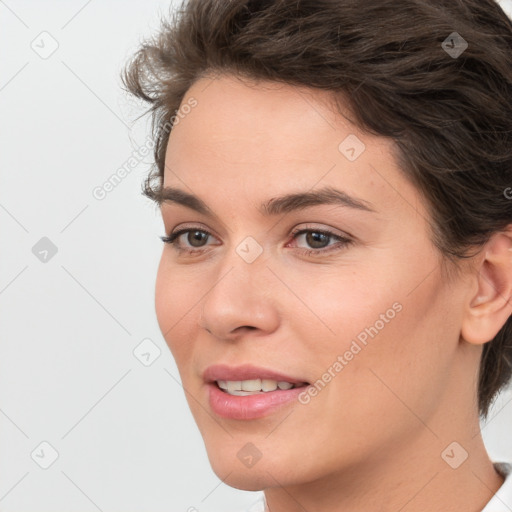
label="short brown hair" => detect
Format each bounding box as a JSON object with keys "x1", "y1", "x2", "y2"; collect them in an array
[{"x1": 122, "y1": 0, "x2": 512, "y2": 419}]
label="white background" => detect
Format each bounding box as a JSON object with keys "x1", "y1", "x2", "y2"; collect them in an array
[{"x1": 1, "y1": 1, "x2": 512, "y2": 510}]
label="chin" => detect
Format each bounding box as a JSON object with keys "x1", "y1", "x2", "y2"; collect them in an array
[
  {"x1": 206, "y1": 453, "x2": 283, "y2": 491},
  {"x1": 221, "y1": 472, "x2": 270, "y2": 492}
]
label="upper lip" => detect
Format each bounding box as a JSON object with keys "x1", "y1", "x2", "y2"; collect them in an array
[{"x1": 203, "y1": 364, "x2": 309, "y2": 385}]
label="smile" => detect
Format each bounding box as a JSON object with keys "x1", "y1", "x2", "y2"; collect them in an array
[{"x1": 216, "y1": 379, "x2": 307, "y2": 395}]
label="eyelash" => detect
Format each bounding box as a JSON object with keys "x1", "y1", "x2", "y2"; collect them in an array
[{"x1": 159, "y1": 226, "x2": 353, "y2": 257}]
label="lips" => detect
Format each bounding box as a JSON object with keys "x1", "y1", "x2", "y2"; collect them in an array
[
  {"x1": 203, "y1": 364, "x2": 311, "y2": 420},
  {"x1": 203, "y1": 363, "x2": 309, "y2": 385}
]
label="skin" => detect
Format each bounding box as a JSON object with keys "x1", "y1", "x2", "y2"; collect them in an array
[{"x1": 154, "y1": 74, "x2": 512, "y2": 512}]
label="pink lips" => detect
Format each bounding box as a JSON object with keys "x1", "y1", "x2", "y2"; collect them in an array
[{"x1": 203, "y1": 364, "x2": 310, "y2": 420}]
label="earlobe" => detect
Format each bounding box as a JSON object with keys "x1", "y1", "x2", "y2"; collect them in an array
[{"x1": 461, "y1": 227, "x2": 512, "y2": 346}]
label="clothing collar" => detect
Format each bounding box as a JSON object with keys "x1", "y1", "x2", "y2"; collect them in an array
[{"x1": 481, "y1": 462, "x2": 512, "y2": 512}]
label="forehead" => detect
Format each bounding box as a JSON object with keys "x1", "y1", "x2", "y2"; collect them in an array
[
  {"x1": 163, "y1": 74, "x2": 426, "y2": 223},
  {"x1": 170, "y1": 74, "x2": 357, "y2": 158}
]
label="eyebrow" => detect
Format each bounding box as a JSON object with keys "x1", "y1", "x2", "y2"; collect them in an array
[{"x1": 154, "y1": 185, "x2": 376, "y2": 218}]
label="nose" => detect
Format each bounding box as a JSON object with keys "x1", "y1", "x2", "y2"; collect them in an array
[{"x1": 198, "y1": 251, "x2": 280, "y2": 341}]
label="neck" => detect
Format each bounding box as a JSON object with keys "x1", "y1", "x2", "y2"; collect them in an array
[{"x1": 264, "y1": 419, "x2": 503, "y2": 512}]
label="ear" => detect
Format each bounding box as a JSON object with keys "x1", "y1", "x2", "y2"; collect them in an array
[{"x1": 461, "y1": 225, "x2": 512, "y2": 345}]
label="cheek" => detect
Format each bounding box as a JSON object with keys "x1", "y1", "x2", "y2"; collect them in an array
[
  {"x1": 285, "y1": 260, "x2": 405, "y2": 354},
  {"x1": 290, "y1": 254, "x2": 453, "y2": 416},
  {"x1": 154, "y1": 255, "x2": 197, "y2": 362},
  {"x1": 154, "y1": 257, "x2": 172, "y2": 339},
  {"x1": 356, "y1": 292, "x2": 451, "y2": 427}
]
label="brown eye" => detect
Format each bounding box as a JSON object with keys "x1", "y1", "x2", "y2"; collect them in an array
[
  {"x1": 304, "y1": 231, "x2": 331, "y2": 249},
  {"x1": 186, "y1": 230, "x2": 209, "y2": 247},
  {"x1": 289, "y1": 227, "x2": 353, "y2": 256},
  {"x1": 160, "y1": 228, "x2": 215, "y2": 252}
]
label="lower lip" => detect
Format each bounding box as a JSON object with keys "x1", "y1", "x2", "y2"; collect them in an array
[{"x1": 207, "y1": 382, "x2": 308, "y2": 420}]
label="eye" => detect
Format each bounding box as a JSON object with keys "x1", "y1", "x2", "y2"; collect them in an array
[
  {"x1": 288, "y1": 227, "x2": 353, "y2": 256},
  {"x1": 160, "y1": 225, "x2": 353, "y2": 256},
  {"x1": 160, "y1": 227, "x2": 217, "y2": 254}
]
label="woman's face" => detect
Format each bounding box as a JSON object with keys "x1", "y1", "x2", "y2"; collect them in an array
[{"x1": 155, "y1": 74, "x2": 475, "y2": 490}]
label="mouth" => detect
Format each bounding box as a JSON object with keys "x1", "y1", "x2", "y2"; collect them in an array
[
  {"x1": 203, "y1": 364, "x2": 311, "y2": 420},
  {"x1": 214, "y1": 378, "x2": 309, "y2": 396}
]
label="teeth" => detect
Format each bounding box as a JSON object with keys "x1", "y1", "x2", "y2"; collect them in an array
[
  {"x1": 227, "y1": 389, "x2": 262, "y2": 396},
  {"x1": 261, "y1": 379, "x2": 278, "y2": 392},
  {"x1": 226, "y1": 381, "x2": 242, "y2": 393},
  {"x1": 216, "y1": 379, "x2": 298, "y2": 394},
  {"x1": 242, "y1": 379, "x2": 262, "y2": 391}
]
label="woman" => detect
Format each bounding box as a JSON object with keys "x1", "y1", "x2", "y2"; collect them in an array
[{"x1": 123, "y1": 0, "x2": 512, "y2": 510}]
